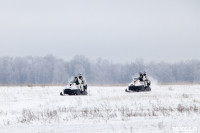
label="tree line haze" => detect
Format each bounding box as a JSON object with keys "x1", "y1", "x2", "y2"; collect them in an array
[{"x1": 0, "y1": 55, "x2": 200, "y2": 85}]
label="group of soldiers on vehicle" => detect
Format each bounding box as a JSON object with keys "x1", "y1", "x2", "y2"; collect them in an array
[
  {"x1": 70, "y1": 73, "x2": 87, "y2": 92},
  {"x1": 134, "y1": 71, "x2": 151, "y2": 87},
  {"x1": 63, "y1": 71, "x2": 151, "y2": 95}
]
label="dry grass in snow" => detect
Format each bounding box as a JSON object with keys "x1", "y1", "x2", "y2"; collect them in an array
[{"x1": 0, "y1": 84, "x2": 200, "y2": 133}]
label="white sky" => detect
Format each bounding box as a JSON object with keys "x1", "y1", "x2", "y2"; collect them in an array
[{"x1": 0, "y1": 0, "x2": 199, "y2": 63}]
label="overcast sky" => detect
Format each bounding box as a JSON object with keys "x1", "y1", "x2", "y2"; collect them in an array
[{"x1": 0, "y1": 0, "x2": 199, "y2": 63}]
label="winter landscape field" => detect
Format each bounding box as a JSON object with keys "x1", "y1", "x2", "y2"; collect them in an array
[{"x1": 0, "y1": 84, "x2": 199, "y2": 133}]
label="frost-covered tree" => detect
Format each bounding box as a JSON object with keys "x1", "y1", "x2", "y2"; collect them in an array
[{"x1": 0, "y1": 55, "x2": 199, "y2": 85}]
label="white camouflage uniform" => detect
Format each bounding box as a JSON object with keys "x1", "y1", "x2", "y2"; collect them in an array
[{"x1": 78, "y1": 75, "x2": 86, "y2": 91}]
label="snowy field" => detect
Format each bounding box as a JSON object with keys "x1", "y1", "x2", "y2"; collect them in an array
[{"x1": 0, "y1": 84, "x2": 200, "y2": 133}]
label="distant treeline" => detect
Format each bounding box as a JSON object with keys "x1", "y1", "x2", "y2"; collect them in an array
[{"x1": 0, "y1": 55, "x2": 200, "y2": 85}]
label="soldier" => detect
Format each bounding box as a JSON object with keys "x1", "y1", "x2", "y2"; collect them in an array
[
  {"x1": 78, "y1": 73, "x2": 87, "y2": 92},
  {"x1": 143, "y1": 72, "x2": 150, "y2": 87},
  {"x1": 132, "y1": 72, "x2": 143, "y2": 85},
  {"x1": 138, "y1": 72, "x2": 144, "y2": 82},
  {"x1": 70, "y1": 76, "x2": 79, "y2": 85}
]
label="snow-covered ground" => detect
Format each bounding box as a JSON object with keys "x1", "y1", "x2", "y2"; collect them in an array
[{"x1": 0, "y1": 84, "x2": 200, "y2": 133}]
